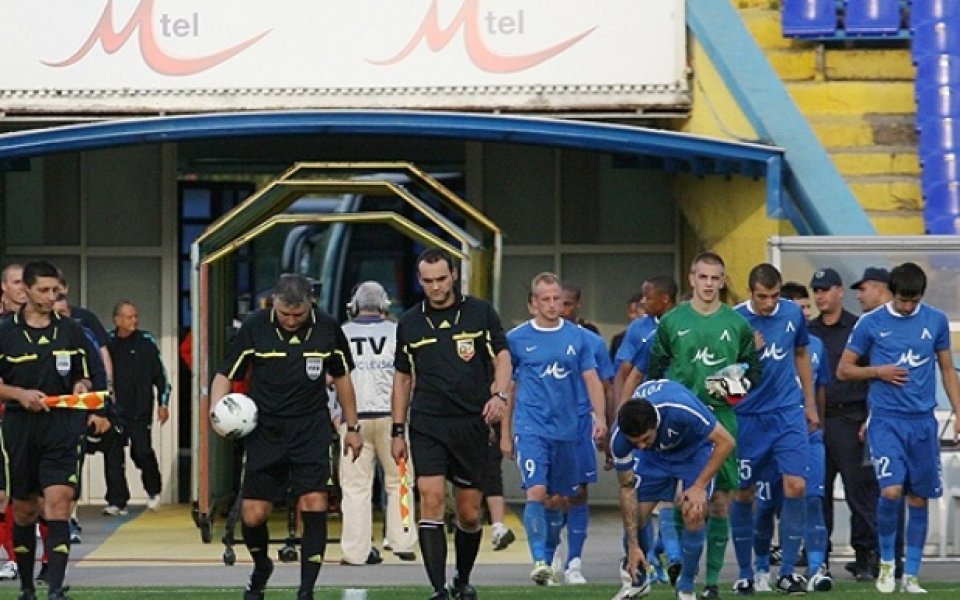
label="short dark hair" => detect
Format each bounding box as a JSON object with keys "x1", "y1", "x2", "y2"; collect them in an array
[
  {"x1": 888, "y1": 262, "x2": 927, "y2": 298},
  {"x1": 628, "y1": 291, "x2": 644, "y2": 305},
  {"x1": 645, "y1": 275, "x2": 678, "y2": 303},
  {"x1": 112, "y1": 300, "x2": 136, "y2": 317},
  {"x1": 618, "y1": 398, "x2": 658, "y2": 437},
  {"x1": 748, "y1": 263, "x2": 782, "y2": 291},
  {"x1": 417, "y1": 247, "x2": 456, "y2": 274},
  {"x1": 560, "y1": 281, "x2": 582, "y2": 300},
  {"x1": 690, "y1": 251, "x2": 725, "y2": 273},
  {"x1": 22, "y1": 260, "x2": 60, "y2": 287},
  {"x1": 273, "y1": 273, "x2": 313, "y2": 306},
  {"x1": 781, "y1": 281, "x2": 809, "y2": 301}
]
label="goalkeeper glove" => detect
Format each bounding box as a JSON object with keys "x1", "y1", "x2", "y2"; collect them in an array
[{"x1": 705, "y1": 363, "x2": 751, "y2": 406}]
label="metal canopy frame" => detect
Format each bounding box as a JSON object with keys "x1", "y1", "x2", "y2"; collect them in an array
[{"x1": 275, "y1": 161, "x2": 503, "y2": 305}]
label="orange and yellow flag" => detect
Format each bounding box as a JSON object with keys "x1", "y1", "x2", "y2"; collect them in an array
[
  {"x1": 43, "y1": 391, "x2": 109, "y2": 410},
  {"x1": 398, "y1": 457, "x2": 412, "y2": 532}
]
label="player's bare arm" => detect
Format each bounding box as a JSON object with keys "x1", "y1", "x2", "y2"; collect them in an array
[
  {"x1": 837, "y1": 348, "x2": 908, "y2": 385},
  {"x1": 390, "y1": 370, "x2": 413, "y2": 463}
]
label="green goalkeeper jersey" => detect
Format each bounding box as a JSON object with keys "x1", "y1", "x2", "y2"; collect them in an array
[{"x1": 646, "y1": 301, "x2": 761, "y2": 408}]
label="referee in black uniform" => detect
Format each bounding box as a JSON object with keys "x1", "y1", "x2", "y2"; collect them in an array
[
  {"x1": 210, "y1": 274, "x2": 362, "y2": 600},
  {"x1": 0, "y1": 260, "x2": 110, "y2": 600},
  {"x1": 391, "y1": 248, "x2": 512, "y2": 600}
]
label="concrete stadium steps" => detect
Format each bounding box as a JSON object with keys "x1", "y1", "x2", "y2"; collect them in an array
[
  {"x1": 830, "y1": 146, "x2": 920, "y2": 176},
  {"x1": 809, "y1": 114, "x2": 917, "y2": 147},
  {"x1": 734, "y1": 2, "x2": 922, "y2": 233},
  {"x1": 786, "y1": 81, "x2": 915, "y2": 115}
]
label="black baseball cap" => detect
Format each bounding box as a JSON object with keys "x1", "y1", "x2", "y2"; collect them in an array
[
  {"x1": 810, "y1": 268, "x2": 842, "y2": 290},
  {"x1": 850, "y1": 267, "x2": 889, "y2": 290}
]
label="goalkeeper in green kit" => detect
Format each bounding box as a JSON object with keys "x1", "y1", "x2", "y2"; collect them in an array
[{"x1": 646, "y1": 252, "x2": 761, "y2": 599}]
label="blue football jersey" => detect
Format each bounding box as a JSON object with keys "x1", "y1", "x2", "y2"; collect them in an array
[
  {"x1": 614, "y1": 315, "x2": 657, "y2": 366},
  {"x1": 734, "y1": 299, "x2": 809, "y2": 413},
  {"x1": 508, "y1": 319, "x2": 598, "y2": 441},
  {"x1": 629, "y1": 322, "x2": 659, "y2": 375},
  {"x1": 846, "y1": 302, "x2": 951, "y2": 414},
  {"x1": 809, "y1": 333, "x2": 831, "y2": 389},
  {"x1": 575, "y1": 327, "x2": 615, "y2": 415},
  {"x1": 611, "y1": 379, "x2": 717, "y2": 468}
]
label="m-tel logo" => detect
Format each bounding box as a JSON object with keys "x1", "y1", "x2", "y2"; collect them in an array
[
  {"x1": 43, "y1": 0, "x2": 270, "y2": 76},
  {"x1": 371, "y1": 0, "x2": 596, "y2": 73}
]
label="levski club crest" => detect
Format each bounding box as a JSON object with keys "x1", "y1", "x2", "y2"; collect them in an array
[{"x1": 457, "y1": 339, "x2": 475, "y2": 361}]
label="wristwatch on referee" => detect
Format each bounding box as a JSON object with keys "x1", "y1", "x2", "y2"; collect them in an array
[
  {"x1": 492, "y1": 391, "x2": 508, "y2": 402},
  {"x1": 346, "y1": 423, "x2": 361, "y2": 433}
]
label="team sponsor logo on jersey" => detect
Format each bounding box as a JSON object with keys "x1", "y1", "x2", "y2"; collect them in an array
[
  {"x1": 895, "y1": 349, "x2": 930, "y2": 368},
  {"x1": 760, "y1": 343, "x2": 787, "y2": 361},
  {"x1": 921, "y1": 328, "x2": 933, "y2": 340},
  {"x1": 692, "y1": 347, "x2": 724, "y2": 367},
  {"x1": 541, "y1": 361, "x2": 571, "y2": 379},
  {"x1": 457, "y1": 338, "x2": 475, "y2": 361},
  {"x1": 305, "y1": 357, "x2": 324, "y2": 380},
  {"x1": 55, "y1": 353, "x2": 71, "y2": 376}
]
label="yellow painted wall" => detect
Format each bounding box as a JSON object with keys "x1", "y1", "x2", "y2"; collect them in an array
[{"x1": 668, "y1": 37, "x2": 796, "y2": 301}]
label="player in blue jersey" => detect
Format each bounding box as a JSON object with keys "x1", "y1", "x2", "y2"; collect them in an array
[
  {"x1": 542, "y1": 282, "x2": 617, "y2": 584},
  {"x1": 751, "y1": 282, "x2": 833, "y2": 592},
  {"x1": 610, "y1": 277, "x2": 680, "y2": 586},
  {"x1": 613, "y1": 276, "x2": 678, "y2": 407},
  {"x1": 611, "y1": 379, "x2": 735, "y2": 600},
  {"x1": 838, "y1": 262, "x2": 960, "y2": 594},
  {"x1": 502, "y1": 272, "x2": 607, "y2": 586},
  {"x1": 729, "y1": 264, "x2": 819, "y2": 595}
]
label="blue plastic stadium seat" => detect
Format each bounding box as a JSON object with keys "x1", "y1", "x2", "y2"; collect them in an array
[
  {"x1": 921, "y1": 152, "x2": 960, "y2": 195},
  {"x1": 913, "y1": 20, "x2": 960, "y2": 62},
  {"x1": 916, "y1": 85, "x2": 960, "y2": 119},
  {"x1": 910, "y1": 0, "x2": 960, "y2": 32},
  {"x1": 782, "y1": 0, "x2": 837, "y2": 37},
  {"x1": 919, "y1": 118, "x2": 959, "y2": 161},
  {"x1": 916, "y1": 54, "x2": 960, "y2": 88},
  {"x1": 845, "y1": 0, "x2": 903, "y2": 36},
  {"x1": 923, "y1": 180, "x2": 960, "y2": 233}
]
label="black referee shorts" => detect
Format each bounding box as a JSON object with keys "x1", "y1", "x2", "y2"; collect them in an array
[
  {"x1": 2, "y1": 409, "x2": 87, "y2": 500},
  {"x1": 241, "y1": 411, "x2": 333, "y2": 501},
  {"x1": 410, "y1": 412, "x2": 488, "y2": 489},
  {"x1": 482, "y1": 422, "x2": 504, "y2": 497}
]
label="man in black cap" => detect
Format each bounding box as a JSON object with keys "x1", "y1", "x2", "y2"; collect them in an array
[
  {"x1": 851, "y1": 267, "x2": 892, "y2": 313},
  {"x1": 807, "y1": 267, "x2": 880, "y2": 581}
]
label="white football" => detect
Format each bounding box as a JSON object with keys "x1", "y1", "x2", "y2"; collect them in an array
[{"x1": 210, "y1": 393, "x2": 258, "y2": 438}]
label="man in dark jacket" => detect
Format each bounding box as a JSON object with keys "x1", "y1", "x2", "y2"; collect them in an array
[
  {"x1": 105, "y1": 300, "x2": 171, "y2": 514},
  {"x1": 807, "y1": 268, "x2": 879, "y2": 581}
]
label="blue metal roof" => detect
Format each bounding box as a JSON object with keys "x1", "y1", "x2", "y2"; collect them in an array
[{"x1": 0, "y1": 108, "x2": 786, "y2": 220}]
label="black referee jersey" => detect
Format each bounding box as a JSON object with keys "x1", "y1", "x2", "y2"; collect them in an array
[
  {"x1": 0, "y1": 309, "x2": 91, "y2": 409},
  {"x1": 217, "y1": 306, "x2": 354, "y2": 418},
  {"x1": 395, "y1": 294, "x2": 507, "y2": 418}
]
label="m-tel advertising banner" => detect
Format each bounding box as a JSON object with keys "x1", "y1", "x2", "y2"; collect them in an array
[{"x1": 0, "y1": 0, "x2": 687, "y2": 113}]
